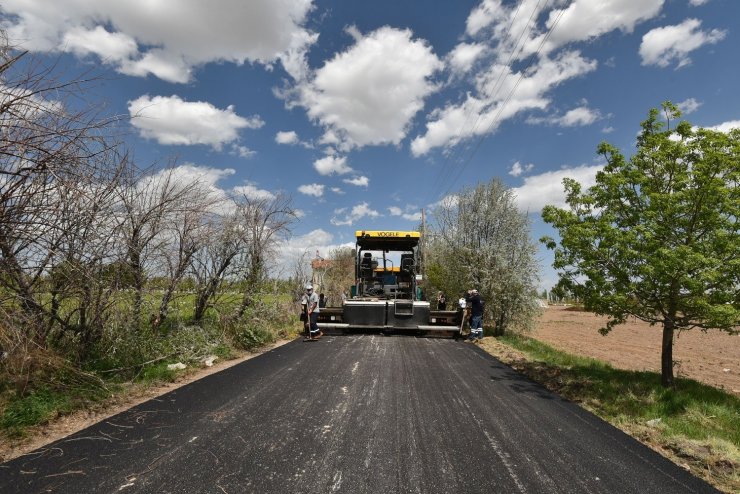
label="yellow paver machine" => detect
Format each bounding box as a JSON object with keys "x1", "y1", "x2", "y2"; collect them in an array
[{"x1": 316, "y1": 230, "x2": 462, "y2": 335}]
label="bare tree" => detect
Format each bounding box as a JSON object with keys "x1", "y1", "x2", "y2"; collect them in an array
[
  {"x1": 112, "y1": 162, "x2": 207, "y2": 325},
  {"x1": 0, "y1": 45, "x2": 122, "y2": 347},
  {"x1": 321, "y1": 247, "x2": 355, "y2": 306},
  {"x1": 232, "y1": 193, "x2": 296, "y2": 319},
  {"x1": 191, "y1": 209, "x2": 245, "y2": 323},
  {"x1": 44, "y1": 156, "x2": 125, "y2": 356},
  {"x1": 290, "y1": 250, "x2": 312, "y2": 302},
  {"x1": 153, "y1": 192, "x2": 214, "y2": 328}
]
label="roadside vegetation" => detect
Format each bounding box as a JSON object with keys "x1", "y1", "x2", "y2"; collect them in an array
[
  {"x1": 0, "y1": 35, "x2": 303, "y2": 441},
  {"x1": 425, "y1": 178, "x2": 541, "y2": 335},
  {"x1": 481, "y1": 334, "x2": 739, "y2": 493}
]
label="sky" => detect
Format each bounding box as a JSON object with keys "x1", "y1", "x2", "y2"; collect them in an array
[{"x1": 2, "y1": 0, "x2": 739, "y2": 290}]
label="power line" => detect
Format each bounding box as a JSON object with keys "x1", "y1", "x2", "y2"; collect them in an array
[
  {"x1": 427, "y1": 0, "x2": 538, "y2": 201},
  {"x1": 440, "y1": 5, "x2": 567, "y2": 201},
  {"x1": 426, "y1": 1, "x2": 568, "y2": 206}
]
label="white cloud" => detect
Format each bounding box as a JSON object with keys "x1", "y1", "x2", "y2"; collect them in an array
[
  {"x1": 231, "y1": 145, "x2": 256, "y2": 158},
  {"x1": 2, "y1": 0, "x2": 317, "y2": 83},
  {"x1": 466, "y1": 0, "x2": 664, "y2": 60},
  {"x1": 314, "y1": 155, "x2": 353, "y2": 176},
  {"x1": 511, "y1": 164, "x2": 602, "y2": 212},
  {"x1": 127, "y1": 95, "x2": 261, "y2": 149},
  {"x1": 298, "y1": 183, "x2": 325, "y2": 197},
  {"x1": 275, "y1": 131, "x2": 299, "y2": 145},
  {"x1": 232, "y1": 182, "x2": 275, "y2": 201},
  {"x1": 295, "y1": 26, "x2": 443, "y2": 150},
  {"x1": 412, "y1": 50, "x2": 597, "y2": 156},
  {"x1": 704, "y1": 120, "x2": 740, "y2": 133},
  {"x1": 640, "y1": 18, "x2": 726, "y2": 68},
  {"x1": 689, "y1": 0, "x2": 709, "y2": 5},
  {"x1": 448, "y1": 42, "x2": 486, "y2": 74},
  {"x1": 466, "y1": 0, "x2": 508, "y2": 37},
  {"x1": 388, "y1": 205, "x2": 421, "y2": 221},
  {"x1": 144, "y1": 163, "x2": 236, "y2": 215},
  {"x1": 330, "y1": 187, "x2": 345, "y2": 195},
  {"x1": 159, "y1": 163, "x2": 235, "y2": 189},
  {"x1": 535, "y1": 0, "x2": 665, "y2": 56},
  {"x1": 677, "y1": 98, "x2": 701, "y2": 114},
  {"x1": 428, "y1": 194, "x2": 459, "y2": 210},
  {"x1": 509, "y1": 161, "x2": 534, "y2": 177},
  {"x1": 528, "y1": 105, "x2": 602, "y2": 127},
  {"x1": 413, "y1": 0, "x2": 664, "y2": 156},
  {"x1": 558, "y1": 106, "x2": 601, "y2": 126},
  {"x1": 343, "y1": 175, "x2": 369, "y2": 187},
  {"x1": 330, "y1": 202, "x2": 380, "y2": 226},
  {"x1": 275, "y1": 130, "x2": 313, "y2": 148},
  {"x1": 62, "y1": 25, "x2": 138, "y2": 63},
  {"x1": 602, "y1": 126, "x2": 615, "y2": 134}
]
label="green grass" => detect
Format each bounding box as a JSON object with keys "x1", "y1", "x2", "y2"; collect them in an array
[
  {"x1": 137, "y1": 362, "x2": 179, "y2": 383},
  {"x1": 0, "y1": 388, "x2": 72, "y2": 435},
  {"x1": 494, "y1": 334, "x2": 740, "y2": 492},
  {"x1": 0, "y1": 381, "x2": 110, "y2": 439}
]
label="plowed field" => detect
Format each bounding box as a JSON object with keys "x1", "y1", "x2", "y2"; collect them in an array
[{"x1": 533, "y1": 306, "x2": 740, "y2": 394}]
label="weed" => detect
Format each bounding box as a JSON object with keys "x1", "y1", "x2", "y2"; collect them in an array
[
  {"x1": 0, "y1": 388, "x2": 70, "y2": 436},
  {"x1": 137, "y1": 362, "x2": 178, "y2": 384}
]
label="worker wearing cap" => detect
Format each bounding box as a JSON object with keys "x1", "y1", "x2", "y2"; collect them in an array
[
  {"x1": 305, "y1": 283, "x2": 323, "y2": 340},
  {"x1": 466, "y1": 289, "x2": 484, "y2": 341}
]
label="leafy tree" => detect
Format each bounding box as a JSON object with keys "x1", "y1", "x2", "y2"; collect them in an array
[
  {"x1": 429, "y1": 178, "x2": 540, "y2": 335},
  {"x1": 542, "y1": 102, "x2": 740, "y2": 386}
]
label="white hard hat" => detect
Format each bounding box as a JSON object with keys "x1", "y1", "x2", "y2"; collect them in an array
[{"x1": 305, "y1": 283, "x2": 313, "y2": 290}]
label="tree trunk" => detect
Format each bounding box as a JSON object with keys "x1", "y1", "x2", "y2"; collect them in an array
[
  {"x1": 194, "y1": 277, "x2": 221, "y2": 323},
  {"x1": 130, "y1": 256, "x2": 144, "y2": 326},
  {"x1": 660, "y1": 319, "x2": 675, "y2": 387},
  {"x1": 155, "y1": 288, "x2": 175, "y2": 328},
  {"x1": 193, "y1": 289, "x2": 210, "y2": 323},
  {"x1": 494, "y1": 313, "x2": 505, "y2": 337},
  {"x1": 236, "y1": 291, "x2": 253, "y2": 319}
]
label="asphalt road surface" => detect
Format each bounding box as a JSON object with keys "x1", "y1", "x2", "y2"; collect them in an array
[{"x1": 0, "y1": 335, "x2": 719, "y2": 493}]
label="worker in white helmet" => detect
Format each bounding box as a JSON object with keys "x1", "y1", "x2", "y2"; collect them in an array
[{"x1": 304, "y1": 283, "x2": 322, "y2": 341}]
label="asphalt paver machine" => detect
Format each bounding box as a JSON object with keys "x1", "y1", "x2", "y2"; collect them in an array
[{"x1": 317, "y1": 230, "x2": 461, "y2": 334}]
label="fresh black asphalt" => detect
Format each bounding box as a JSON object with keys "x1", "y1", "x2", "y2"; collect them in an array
[{"x1": 0, "y1": 335, "x2": 720, "y2": 493}]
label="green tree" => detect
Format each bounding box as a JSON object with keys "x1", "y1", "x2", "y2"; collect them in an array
[{"x1": 542, "y1": 102, "x2": 740, "y2": 386}]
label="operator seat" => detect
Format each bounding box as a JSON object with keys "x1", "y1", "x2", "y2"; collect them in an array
[
  {"x1": 360, "y1": 253, "x2": 373, "y2": 278},
  {"x1": 400, "y1": 254, "x2": 415, "y2": 274}
]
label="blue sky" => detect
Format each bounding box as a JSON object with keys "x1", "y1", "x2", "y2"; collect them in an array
[{"x1": 2, "y1": 0, "x2": 739, "y2": 289}]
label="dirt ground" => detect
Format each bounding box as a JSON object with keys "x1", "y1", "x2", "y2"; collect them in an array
[{"x1": 532, "y1": 306, "x2": 740, "y2": 394}]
